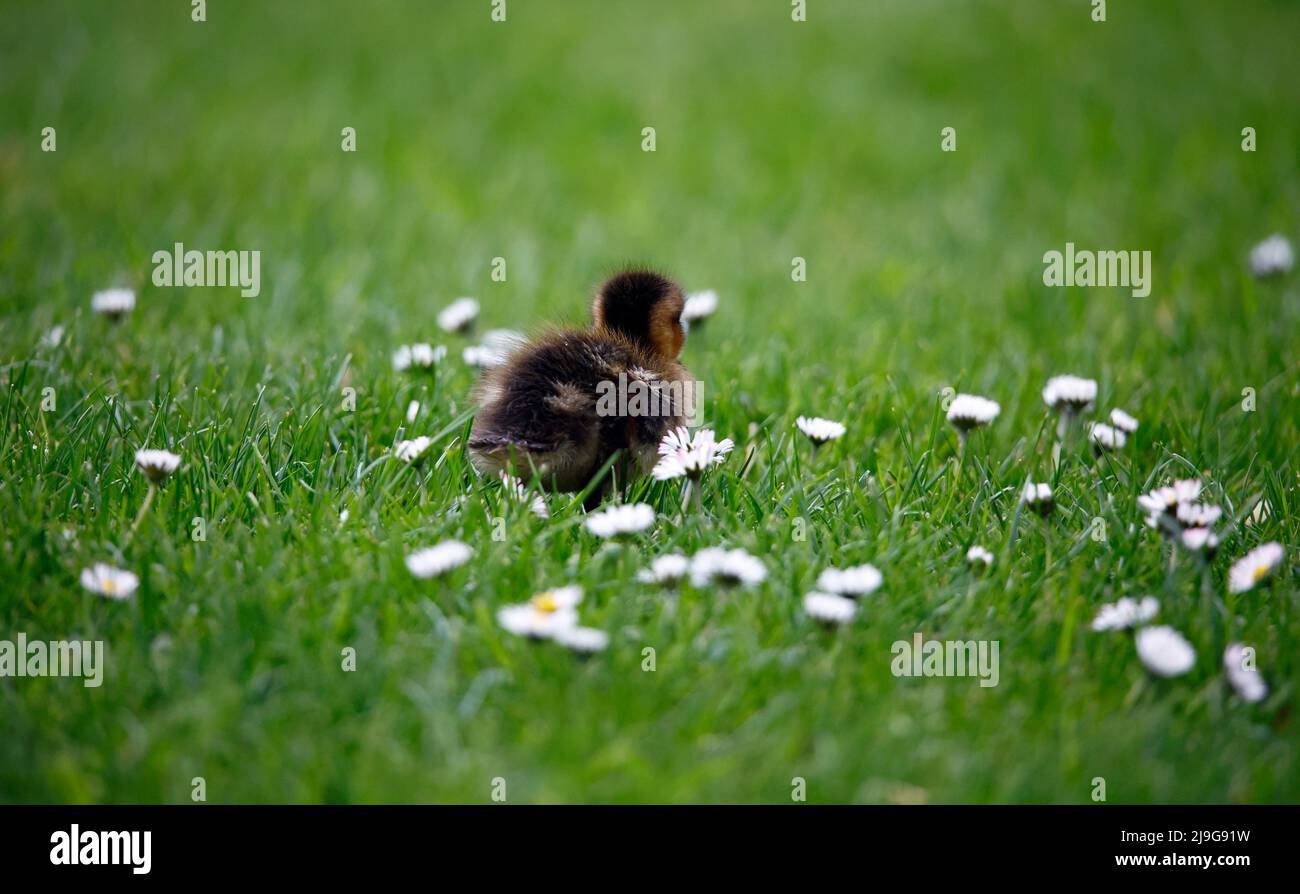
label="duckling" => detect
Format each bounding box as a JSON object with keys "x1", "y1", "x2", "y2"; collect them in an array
[{"x1": 468, "y1": 269, "x2": 693, "y2": 495}]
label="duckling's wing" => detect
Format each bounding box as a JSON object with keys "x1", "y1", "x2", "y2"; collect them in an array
[
  {"x1": 468, "y1": 406, "x2": 601, "y2": 490},
  {"x1": 467, "y1": 339, "x2": 608, "y2": 487},
  {"x1": 466, "y1": 431, "x2": 559, "y2": 454}
]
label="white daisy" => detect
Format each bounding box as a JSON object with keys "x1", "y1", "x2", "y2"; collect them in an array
[
  {"x1": 41, "y1": 325, "x2": 65, "y2": 348},
  {"x1": 80, "y1": 563, "x2": 140, "y2": 600},
  {"x1": 966, "y1": 545, "x2": 994, "y2": 568},
  {"x1": 656, "y1": 426, "x2": 687, "y2": 455},
  {"x1": 134, "y1": 448, "x2": 181, "y2": 484},
  {"x1": 946, "y1": 394, "x2": 1000, "y2": 433},
  {"x1": 796, "y1": 416, "x2": 846, "y2": 445},
  {"x1": 437, "y1": 297, "x2": 480, "y2": 333},
  {"x1": 651, "y1": 427, "x2": 735, "y2": 481},
  {"x1": 1223, "y1": 643, "x2": 1268, "y2": 703},
  {"x1": 816, "y1": 563, "x2": 883, "y2": 597},
  {"x1": 553, "y1": 625, "x2": 610, "y2": 654},
  {"x1": 803, "y1": 591, "x2": 857, "y2": 625},
  {"x1": 637, "y1": 553, "x2": 690, "y2": 586},
  {"x1": 462, "y1": 345, "x2": 498, "y2": 368},
  {"x1": 405, "y1": 540, "x2": 472, "y2": 579},
  {"x1": 392, "y1": 343, "x2": 446, "y2": 372},
  {"x1": 1175, "y1": 502, "x2": 1222, "y2": 529},
  {"x1": 1180, "y1": 527, "x2": 1220, "y2": 554},
  {"x1": 1135, "y1": 625, "x2": 1196, "y2": 677},
  {"x1": 1249, "y1": 234, "x2": 1294, "y2": 278},
  {"x1": 1090, "y1": 596, "x2": 1158, "y2": 632},
  {"x1": 1088, "y1": 423, "x2": 1127, "y2": 452},
  {"x1": 1173, "y1": 479, "x2": 1203, "y2": 501},
  {"x1": 689, "y1": 547, "x2": 768, "y2": 588},
  {"x1": 584, "y1": 503, "x2": 655, "y2": 538},
  {"x1": 1109, "y1": 408, "x2": 1139, "y2": 434},
  {"x1": 463, "y1": 329, "x2": 524, "y2": 369},
  {"x1": 406, "y1": 400, "x2": 420, "y2": 423},
  {"x1": 1140, "y1": 481, "x2": 1222, "y2": 546},
  {"x1": 500, "y1": 473, "x2": 548, "y2": 518},
  {"x1": 1042, "y1": 375, "x2": 1097, "y2": 414},
  {"x1": 681, "y1": 289, "x2": 719, "y2": 325},
  {"x1": 393, "y1": 436, "x2": 433, "y2": 464},
  {"x1": 497, "y1": 586, "x2": 583, "y2": 639},
  {"x1": 1022, "y1": 481, "x2": 1054, "y2": 514},
  {"x1": 91, "y1": 288, "x2": 135, "y2": 320},
  {"x1": 1136, "y1": 479, "x2": 1202, "y2": 518},
  {"x1": 1227, "y1": 541, "x2": 1284, "y2": 593}
]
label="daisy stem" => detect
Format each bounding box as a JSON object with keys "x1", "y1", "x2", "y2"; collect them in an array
[
  {"x1": 939, "y1": 446, "x2": 968, "y2": 523},
  {"x1": 1200, "y1": 561, "x2": 1219, "y2": 653},
  {"x1": 1051, "y1": 413, "x2": 1076, "y2": 471},
  {"x1": 129, "y1": 483, "x2": 158, "y2": 536},
  {"x1": 678, "y1": 478, "x2": 703, "y2": 522},
  {"x1": 37, "y1": 403, "x2": 52, "y2": 445},
  {"x1": 1161, "y1": 542, "x2": 1179, "y2": 599}
]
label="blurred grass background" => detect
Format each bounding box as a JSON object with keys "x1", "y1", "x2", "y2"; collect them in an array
[{"x1": 1, "y1": 0, "x2": 1298, "y2": 803}]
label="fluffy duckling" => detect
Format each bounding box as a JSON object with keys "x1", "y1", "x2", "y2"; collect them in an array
[{"x1": 468, "y1": 270, "x2": 694, "y2": 494}]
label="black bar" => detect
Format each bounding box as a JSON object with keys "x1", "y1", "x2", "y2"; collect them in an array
[{"x1": 0, "y1": 805, "x2": 1289, "y2": 879}]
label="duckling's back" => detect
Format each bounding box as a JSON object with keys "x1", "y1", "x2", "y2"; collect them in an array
[{"x1": 468, "y1": 329, "x2": 691, "y2": 492}]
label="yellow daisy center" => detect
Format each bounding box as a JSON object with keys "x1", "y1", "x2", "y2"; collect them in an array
[
  {"x1": 531, "y1": 592, "x2": 559, "y2": 613},
  {"x1": 101, "y1": 578, "x2": 118, "y2": 595},
  {"x1": 1253, "y1": 564, "x2": 1270, "y2": 582}
]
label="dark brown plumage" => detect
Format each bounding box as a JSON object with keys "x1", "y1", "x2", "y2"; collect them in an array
[{"x1": 468, "y1": 270, "x2": 693, "y2": 495}]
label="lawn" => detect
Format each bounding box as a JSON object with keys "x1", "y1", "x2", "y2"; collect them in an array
[{"x1": 1, "y1": 0, "x2": 1298, "y2": 803}]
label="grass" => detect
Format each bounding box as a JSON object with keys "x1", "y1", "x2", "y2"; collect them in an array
[{"x1": 1, "y1": 0, "x2": 1298, "y2": 804}]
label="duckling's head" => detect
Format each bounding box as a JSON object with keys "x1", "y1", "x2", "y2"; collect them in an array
[{"x1": 591, "y1": 269, "x2": 686, "y2": 360}]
